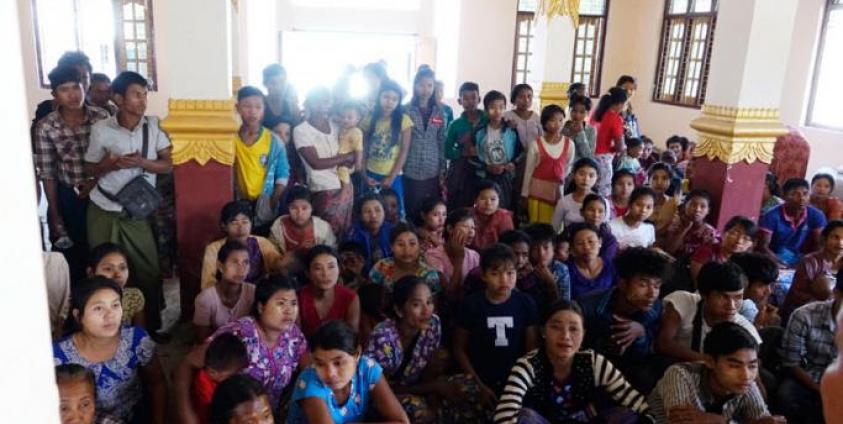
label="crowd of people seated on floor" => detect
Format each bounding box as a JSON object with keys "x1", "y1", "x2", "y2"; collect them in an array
[{"x1": 35, "y1": 50, "x2": 843, "y2": 423}]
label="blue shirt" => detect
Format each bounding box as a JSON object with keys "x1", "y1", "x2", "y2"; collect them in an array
[
  {"x1": 346, "y1": 221, "x2": 394, "y2": 273},
  {"x1": 457, "y1": 290, "x2": 539, "y2": 393},
  {"x1": 578, "y1": 288, "x2": 662, "y2": 363},
  {"x1": 760, "y1": 204, "x2": 826, "y2": 266},
  {"x1": 567, "y1": 258, "x2": 617, "y2": 300},
  {"x1": 287, "y1": 356, "x2": 384, "y2": 424}
]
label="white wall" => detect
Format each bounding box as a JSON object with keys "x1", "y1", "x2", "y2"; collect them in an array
[
  {"x1": 600, "y1": 0, "x2": 843, "y2": 174},
  {"x1": 1, "y1": 1, "x2": 60, "y2": 422}
]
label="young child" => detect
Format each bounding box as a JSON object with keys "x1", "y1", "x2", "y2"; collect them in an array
[
  {"x1": 88, "y1": 242, "x2": 145, "y2": 328},
  {"x1": 209, "y1": 375, "x2": 275, "y2": 424},
  {"x1": 233, "y1": 86, "x2": 289, "y2": 223},
  {"x1": 639, "y1": 135, "x2": 659, "y2": 171},
  {"x1": 590, "y1": 87, "x2": 628, "y2": 196},
  {"x1": 269, "y1": 185, "x2": 337, "y2": 270},
  {"x1": 194, "y1": 241, "x2": 256, "y2": 342},
  {"x1": 474, "y1": 90, "x2": 522, "y2": 210},
  {"x1": 648, "y1": 162, "x2": 680, "y2": 236},
  {"x1": 445, "y1": 81, "x2": 487, "y2": 211},
  {"x1": 424, "y1": 206, "x2": 481, "y2": 296},
  {"x1": 454, "y1": 244, "x2": 539, "y2": 410},
  {"x1": 552, "y1": 157, "x2": 600, "y2": 232},
  {"x1": 524, "y1": 223, "x2": 572, "y2": 308},
  {"x1": 369, "y1": 223, "x2": 443, "y2": 296},
  {"x1": 569, "y1": 193, "x2": 620, "y2": 262},
  {"x1": 504, "y1": 84, "x2": 542, "y2": 149},
  {"x1": 554, "y1": 232, "x2": 570, "y2": 263},
  {"x1": 379, "y1": 187, "x2": 402, "y2": 225},
  {"x1": 201, "y1": 201, "x2": 282, "y2": 289},
  {"x1": 730, "y1": 252, "x2": 781, "y2": 329},
  {"x1": 55, "y1": 363, "x2": 121, "y2": 424},
  {"x1": 615, "y1": 137, "x2": 643, "y2": 175},
  {"x1": 192, "y1": 333, "x2": 249, "y2": 424},
  {"x1": 608, "y1": 169, "x2": 635, "y2": 219},
  {"x1": 415, "y1": 196, "x2": 448, "y2": 251},
  {"x1": 346, "y1": 193, "x2": 394, "y2": 272},
  {"x1": 565, "y1": 94, "x2": 596, "y2": 161},
  {"x1": 609, "y1": 187, "x2": 656, "y2": 249},
  {"x1": 665, "y1": 135, "x2": 689, "y2": 174},
  {"x1": 338, "y1": 241, "x2": 368, "y2": 290},
  {"x1": 521, "y1": 104, "x2": 575, "y2": 224},
  {"x1": 336, "y1": 101, "x2": 364, "y2": 188},
  {"x1": 690, "y1": 215, "x2": 756, "y2": 283},
  {"x1": 472, "y1": 180, "x2": 515, "y2": 250},
  {"x1": 650, "y1": 323, "x2": 780, "y2": 424},
  {"x1": 659, "y1": 189, "x2": 719, "y2": 258},
  {"x1": 657, "y1": 261, "x2": 762, "y2": 363},
  {"x1": 362, "y1": 80, "x2": 413, "y2": 217}
]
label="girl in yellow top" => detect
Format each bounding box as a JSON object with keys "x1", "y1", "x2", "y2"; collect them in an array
[{"x1": 362, "y1": 79, "x2": 413, "y2": 219}]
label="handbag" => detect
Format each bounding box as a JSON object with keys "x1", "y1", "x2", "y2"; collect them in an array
[
  {"x1": 529, "y1": 178, "x2": 561, "y2": 204},
  {"x1": 97, "y1": 122, "x2": 162, "y2": 219}
]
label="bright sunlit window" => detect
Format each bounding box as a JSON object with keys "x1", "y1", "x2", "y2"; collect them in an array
[
  {"x1": 31, "y1": 0, "x2": 157, "y2": 88},
  {"x1": 281, "y1": 30, "x2": 417, "y2": 100},
  {"x1": 807, "y1": 0, "x2": 843, "y2": 130}
]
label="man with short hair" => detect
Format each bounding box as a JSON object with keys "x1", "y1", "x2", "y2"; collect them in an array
[
  {"x1": 32, "y1": 51, "x2": 94, "y2": 131},
  {"x1": 85, "y1": 71, "x2": 172, "y2": 333},
  {"x1": 776, "y1": 277, "x2": 841, "y2": 423},
  {"x1": 758, "y1": 178, "x2": 827, "y2": 267},
  {"x1": 88, "y1": 73, "x2": 118, "y2": 115},
  {"x1": 33, "y1": 65, "x2": 109, "y2": 281},
  {"x1": 649, "y1": 322, "x2": 784, "y2": 423}
]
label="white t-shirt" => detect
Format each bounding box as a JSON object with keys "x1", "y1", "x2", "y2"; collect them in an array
[
  {"x1": 193, "y1": 283, "x2": 256, "y2": 330},
  {"x1": 86, "y1": 116, "x2": 171, "y2": 212},
  {"x1": 608, "y1": 216, "x2": 655, "y2": 249},
  {"x1": 664, "y1": 291, "x2": 762, "y2": 350},
  {"x1": 293, "y1": 121, "x2": 342, "y2": 192}
]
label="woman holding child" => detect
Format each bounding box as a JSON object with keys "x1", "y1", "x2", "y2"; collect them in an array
[{"x1": 293, "y1": 87, "x2": 357, "y2": 237}]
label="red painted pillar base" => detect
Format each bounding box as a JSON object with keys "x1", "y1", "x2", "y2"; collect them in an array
[
  {"x1": 174, "y1": 161, "x2": 231, "y2": 320},
  {"x1": 691, "y1": 157, "x2": 769, "y2": 231}
]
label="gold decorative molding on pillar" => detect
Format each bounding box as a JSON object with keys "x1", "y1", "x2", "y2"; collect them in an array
[
  {"x1": 537, "y1": 0, "x2": 581, "y2": 26},
  {"x1": 161, "y1": 98, "x2": 239, "y2": 166},
  {"x1": 539, "y1": 82, "x2": 570, "y2": 110},
  {"x1": 690, "y1": 104, "x2": 788, "y2": 165}
]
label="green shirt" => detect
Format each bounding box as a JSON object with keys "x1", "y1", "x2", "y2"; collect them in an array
[{"x1": 444, "y1": 110, "x2": 487, "y2": 160}]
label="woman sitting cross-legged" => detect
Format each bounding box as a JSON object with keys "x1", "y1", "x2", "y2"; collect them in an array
[
  {"x1": 53, "y1": 276, "x2": 167, "y2": 424},
  {"x1": 175, "y1": 274, "x2": 308, "y2": 422},
  {"x1": 193, "y1": 240, "x2": 256, "y2": 342},
  {"x1": 298, "y1": 245, "x2": 361, "y2": 339},
  {"x1": 201, "y1": 201, "x2": 282, "y2": 289},
  {"x1": 493, "y1": 301, "x2": 651, "y2": 424},
  {"x1": 286, "y1": 320, "x2": 410, "y2": 424}
]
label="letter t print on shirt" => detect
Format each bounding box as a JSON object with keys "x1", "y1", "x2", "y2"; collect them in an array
[{"x1": 488, "y1": 316, "x2": 514, "y2": 346}]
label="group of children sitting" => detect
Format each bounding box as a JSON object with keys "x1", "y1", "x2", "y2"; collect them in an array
[{"x1": 48, "y1": 60, "x2": 843, "y2": 424}]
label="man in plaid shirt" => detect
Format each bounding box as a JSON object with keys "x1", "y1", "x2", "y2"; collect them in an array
[
  {"x1": 776, "y1": 276, "x2": 841, "y2": 423},
  {"x1": 33, "y1": 65, "x2": 109, "y2": 281}
]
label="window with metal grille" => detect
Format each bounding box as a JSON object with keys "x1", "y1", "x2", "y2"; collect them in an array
[
  {"x1": 31, "y1": 0, "x2": 157, "y2": 89},
  {"x1": 571, "y1": 0, "x2": 609, "y2": 97},
  {"x1": 652, "y1": 0, "x2": 716, "y2": 107},
  {"x1": 807, "y1": 0, "x2": 843, "y2": 130}
]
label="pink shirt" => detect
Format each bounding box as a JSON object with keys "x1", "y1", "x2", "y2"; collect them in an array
[
  {"x1": 193, "y1": 283, "x2": 256, "y2": 330},
  {"x1": 424, "y1": 245, "x2": 480, "y2": 281}
]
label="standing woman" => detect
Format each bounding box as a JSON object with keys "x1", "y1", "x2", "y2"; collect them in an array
[
  {"x1": 287, "y1": 320, "x2": 410, "y2": 424},
  {"x1": 363, "y1": 80, "x2": 414, "y2": 218},
  {"x1": 53, "y1": 277, "x2": 167, "y2": 424},
  {"x1": 590, "y1": 87, "x2": 628, "y2": 197},
  {"x1": 403, "y1": 66, "x2": 446, "y2": 219},
  {"x1": 174, "y1": 275, "x2": 308, "y2": 422},
  {"x1": 294, "y1": 87, "x2": 357, "y2": 237}
]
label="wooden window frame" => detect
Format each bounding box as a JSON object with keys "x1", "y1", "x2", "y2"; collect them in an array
[
  {"x1": 652, "y1": 0, "x2": 717, "y2": 108},
  {"x1": 806, "y1": 0, "x2": 843, "y2": 131},
  {"x1": 512, "y1": 11, "x2": 536, "y2": 87},
  {"x1": 570, "y1": 0, "x2": 611, "y2": 98},
  {"x1": 31, "y1": 0, "x2": 158, "y2": 90}
]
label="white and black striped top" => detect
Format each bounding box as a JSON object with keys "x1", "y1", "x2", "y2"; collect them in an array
[{"x1": 493, "y1": 349, "x2": 650, "y2": 424}]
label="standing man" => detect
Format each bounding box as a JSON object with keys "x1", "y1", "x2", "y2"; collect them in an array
[
  {"x1": 84, "y1": 71, "x2": 172, "y2": 333},
  {"x1": 33, "y1": 65, "x2": 109, "y2": 282}
]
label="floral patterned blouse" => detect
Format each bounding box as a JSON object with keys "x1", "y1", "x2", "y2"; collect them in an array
[
  {"x1": 369, "y1": 258, "x2": 443, "y2": 295},
  {"x1": 53, "y1": 326, "x2": 154, "y2": 422},
  {"x1": 364, "y1": 315, "x2": 442, "y2": 386},
  {"x1": 212, "y1": 316, "x2": 307, "y2": 410},
  {"x1": 120, "y1": 287, "x2": 145, "y2": 325}
]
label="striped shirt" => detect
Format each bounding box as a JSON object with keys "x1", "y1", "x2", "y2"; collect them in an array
[
  {"x1": 648, "y1": 362, "x2": 769, "y2": 424},
  {"x1": 33, "y1": 105, "x2": 109, "y2": 186},
  {"x1": 494, "y1": 349, "x2": 649, "y2": 424},
  {"x1": 779, "y1": 300, "x2": 838, "y2": 383}
]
